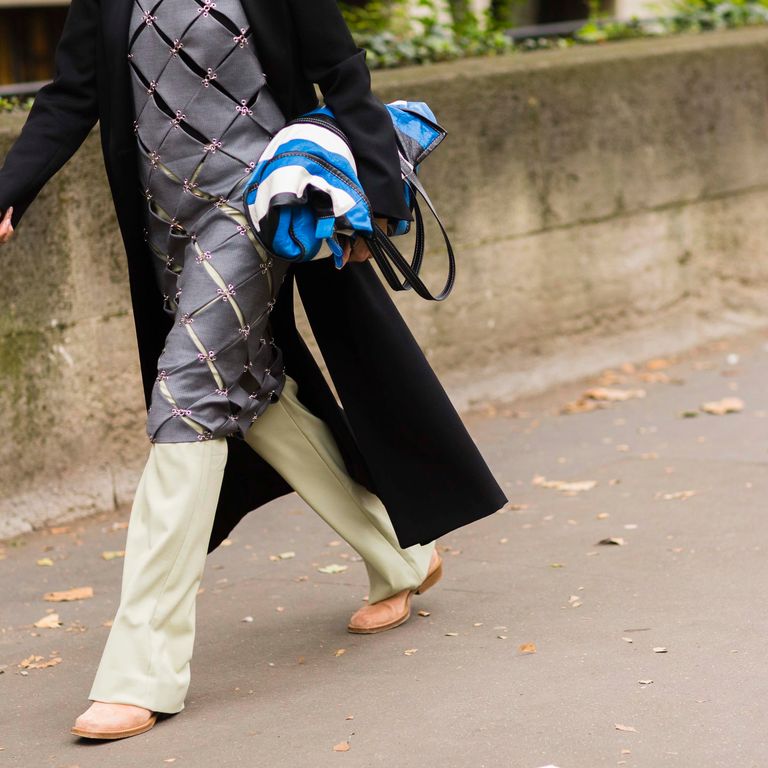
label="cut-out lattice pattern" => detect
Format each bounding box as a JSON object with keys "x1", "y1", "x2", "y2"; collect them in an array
[{"x1": 127, "y1": 0, "x2": 290, "y2": 442}]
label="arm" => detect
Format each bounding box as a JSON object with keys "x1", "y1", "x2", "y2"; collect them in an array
[
  {"x1": 286, "y1": 0, "x2": 411, "y2": 224},
  {"x1": 0, "y1": 0, "x2": 100, "y2": 233}
]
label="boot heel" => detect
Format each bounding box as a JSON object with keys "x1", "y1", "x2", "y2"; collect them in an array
[{"x1": 415, "y1": 560, "x2": 443, "y2": 594}]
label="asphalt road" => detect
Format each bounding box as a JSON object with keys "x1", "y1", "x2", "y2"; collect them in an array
[{"x1": 2, "y1": 330, "x2": 767, "y2": 768}]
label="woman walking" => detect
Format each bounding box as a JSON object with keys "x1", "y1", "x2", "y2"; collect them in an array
[{"x1": 0, "y1": 0, "x2": 507, "y2": 741}]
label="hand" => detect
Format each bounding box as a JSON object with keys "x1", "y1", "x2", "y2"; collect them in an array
[
  {"x1": 0, "y1": 207, "x2": 14, "y2": 244},
  {"x1": 339, "y1": 216, "x2": 389, "y2": 267}
]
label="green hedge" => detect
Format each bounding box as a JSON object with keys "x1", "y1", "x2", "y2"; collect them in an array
[
  {"x1": 575, "y1": 0, "x2": 768, "y2": 43},
  {"x1": 1, "y1": 0, "x2": 767, "y2": 111},
  {"x1": 341, "y1": 0, "x2": 768, "y2": 68}
]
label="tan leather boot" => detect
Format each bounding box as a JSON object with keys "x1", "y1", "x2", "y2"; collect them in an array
[
  {"x1": 71, "y1": 702, "x2": 157, "y2": 740},
  {"x1": 347, "y1": 549, "x2": 443, "y2": 634}
]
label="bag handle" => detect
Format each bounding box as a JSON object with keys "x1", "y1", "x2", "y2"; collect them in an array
[{"x1": 363, "y1": 171, "x2": 456, "y2": 302}]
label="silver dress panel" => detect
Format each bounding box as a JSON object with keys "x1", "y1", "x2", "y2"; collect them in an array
[{"x1": 127, "y1": 0, "x2": 290, "y2": 443}]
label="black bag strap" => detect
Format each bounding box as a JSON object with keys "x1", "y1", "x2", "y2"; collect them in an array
[{"x1": 363, "y1": 170, "x2": 456, "y2": 302}]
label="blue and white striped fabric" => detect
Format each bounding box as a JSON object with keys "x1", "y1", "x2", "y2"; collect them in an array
[{"x1": 243, "y1": 101, "x2": 445, "y2": 269}]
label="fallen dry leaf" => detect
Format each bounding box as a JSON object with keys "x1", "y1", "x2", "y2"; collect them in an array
[
  {"x1": 403, "y1": 648, "x2": 418, "y2": 656},
  {"x1": 502, "y1": 502, "x2": 529, "y2": 512},
  {"x1": 584, "y1": 387, "x2": 646, "y2": 402},
  {"x1": 614, "y1": 723, "x2": 638, "y2": 733},
  {"x1": 43, "y1": 586, "x2": 93, "y2": 602},
  {"x1": 533, "y1": 476, "x2": 597, "y2": 493},
  {"x1": 33, "y1": 613, "x2": 62, "y2": 629},
  {"x1": 334, "y1": 649, "x2": 346, "y2": 657},
  {"x1": 560, "y1": 398, "x2": 602, "y2": 415},
  {"x1": 701, "y1": 397, "x2": 744, "y2": 415},
  {"x1": 657, "y1": 490, "x2": 697, "y2": 501},
  {"x1": 333, "y1": 742, "x2": 351, "y2": 752},
  {"x1": 36, "y1": 558, "x2": 54, "y2": 567},
  {"x1": 596, "y1": 537, "x2": 626, "y2": 546},
  {"x1": 48, "y1": 526, "x2": 70, "y2": 535},
  {"x1": 562, "y1": 387, "x2": 647, "y2": 413},
  {"x1": 101, "y1": 550, "x2": 125, "y2": 561},
  {"x1": 638, "y1": 371, "x2": 672, "y2": 384},
  {"x1": 598, "y1": 369, "x2": 625, "y2": 384},
  {"x1": 277, "y1": 551, "x2": 295, "y2": 559},
  {"x1": 19, "y1": 654, "x2": 62, "y2": 670},
  {"x1": 317, "y1": 564, "x2": 348, "y2": 574},
  {"x1": 519, "y1": 642, "x2": 536, "y2": 654}
]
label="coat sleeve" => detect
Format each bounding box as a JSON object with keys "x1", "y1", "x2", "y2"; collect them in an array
[
  {"x1": 286, "y1": 0, "x2": 411, "y2": 224},
  {"x1": 0, "y1": 0, "x2": 100, "y2": 230}
]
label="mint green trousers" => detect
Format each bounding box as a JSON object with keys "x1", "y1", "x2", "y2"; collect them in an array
[{"x1": 88, "y1": 374, "x2": 435, "y2": 713}]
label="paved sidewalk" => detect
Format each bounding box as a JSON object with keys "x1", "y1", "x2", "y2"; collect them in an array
[{"x1": 2, "y1": 330, "x2": 767, "y2": 768}]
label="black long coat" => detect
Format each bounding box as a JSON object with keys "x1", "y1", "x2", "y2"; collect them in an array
[{"x1": 0, "y1": 0, "x2": 507, "y2": 549}]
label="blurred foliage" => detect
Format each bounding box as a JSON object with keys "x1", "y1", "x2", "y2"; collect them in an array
[
  {"x1": 339, "y1": 0, "x2": 514, "y2": 68},
  {"x1": 575, "y1": 0, "x2": 768, "y2": 42},
  {"x1": 339, "y1": 0, "x2": 768, "y2": 65},
  {"x1": 0, "y1": 96, "x2": 34, "y2": 112},
  {"x1": 664, "y1": 0, "x2": 768, "y2": 31}
]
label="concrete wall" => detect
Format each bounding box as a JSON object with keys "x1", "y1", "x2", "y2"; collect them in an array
[
  {"x1": 2, "y1": 27, "x2": 768, "y2": 538},
  {"x1": 373, "y1": 27, "x2": 768, "y2": 401}
]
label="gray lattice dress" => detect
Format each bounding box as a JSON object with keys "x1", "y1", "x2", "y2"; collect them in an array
[{"x1": 127, "y1": 0, "x2": 291, "y2": 443}]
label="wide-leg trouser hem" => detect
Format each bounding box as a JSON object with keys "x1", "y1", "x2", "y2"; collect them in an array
[
  {"x1": 87, "y1": 439, "x2": 228, "y2": 714},
  {"x1": 245, "y1": 375, "x2": 436, "y2": 605}
]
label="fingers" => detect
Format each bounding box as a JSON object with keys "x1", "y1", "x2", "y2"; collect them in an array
[
  {"x1": 348, "y1": 235, "x2": 370, "y2": 263},
  {"x1": 348, "y1": 217, "x2": 388, "y2": 263},
  {"x1": 0, "y1": 207, "x2": 14, "y2": 244},
  {"x1": 336, "y1": 228, "x2": 379, "y2": 267}
]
